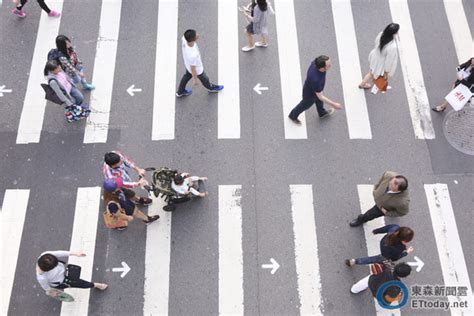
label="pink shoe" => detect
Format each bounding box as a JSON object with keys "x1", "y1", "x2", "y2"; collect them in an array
[
  {"x1": 12, "y1": 8, "x2": 26, "y2": 18},
  {"x1": 48, "y1": 10, "x2": 60, "y2": 17}
]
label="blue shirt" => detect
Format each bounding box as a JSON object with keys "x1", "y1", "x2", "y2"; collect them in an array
[{"x1": 302, "y1": 62, "x2": 326, "y2": 99}]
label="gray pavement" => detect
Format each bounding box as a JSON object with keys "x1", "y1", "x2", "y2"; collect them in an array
[{"x1": 0, "y1": 0, "x2": 473, "y2": 315}]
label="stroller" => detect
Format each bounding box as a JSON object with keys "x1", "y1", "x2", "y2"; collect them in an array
[{"x1": 143, "y1": 167, "x2": 201, "y2": 212}]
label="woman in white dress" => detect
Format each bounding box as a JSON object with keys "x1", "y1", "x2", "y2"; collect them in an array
[{"x1": 359, "y1": 23, "x2": 400, "y2": 89}]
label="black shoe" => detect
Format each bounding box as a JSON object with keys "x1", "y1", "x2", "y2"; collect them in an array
[
  {"x1": 137, "y1": 197, "x2": 153, "y2": 205},
  {"x1": 143, "y1": 215, "x2": 160, "y2": 225},
  {"x1": 288, "y1": 115, "x2": 301, "y2": 124},
  {"x1": 349, "y1": 218, "x2": 364, "y2": 227}
]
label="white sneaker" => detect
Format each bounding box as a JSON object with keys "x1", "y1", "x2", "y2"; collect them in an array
[
  {"x1": 241, "y1": 46, "x2": 255, "y2": 52},
  {"x1": 255, "y1": 42, "x2": 268, "y2": 48}
]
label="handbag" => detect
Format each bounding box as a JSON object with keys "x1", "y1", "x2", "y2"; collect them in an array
[
  {"x1": 370, "y1": 263, "x2": 384, "y2": 275},
  {"x1": 445, "y1": 83, "x2": 473, "y2": 111},
  {"x1": 373, "y1": 76, "x2": 388, "y2": 92},
  {"x1": 41, "y1": 80, "x2": 63, "y2": 105},
  {"x1": 65, "y1": 264, "x2": 81, "y2": 281}
]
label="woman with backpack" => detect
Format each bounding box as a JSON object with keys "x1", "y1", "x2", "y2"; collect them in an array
[
  {"x1": 345, "y1": 224, "x2": 414, "y2": 266},
  {"x1": 53, "y1": 35, "x2": 95, "y2": 91},
  {"x1": 43, "y1": 60, "x2": 90, "y2": 122}
]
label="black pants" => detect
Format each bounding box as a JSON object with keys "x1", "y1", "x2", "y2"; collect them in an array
[
  {"x1": 358, "y1": 204, "x2": 384, "y2": 223},
  {"x1": 177, "y1": 70, "x2": 214, "y2": 94},
  {"x1": 17, "y1": 0, "x2": 51, "y2": 13},
  {"x1": 55, "y1": 278, "x2": 94, "y2": 289},
  {"x1": 289, "y1": 96, "x2": 327, "y2": 119}
]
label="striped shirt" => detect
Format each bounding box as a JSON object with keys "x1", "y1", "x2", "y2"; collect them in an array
[{"x1": 102, "y1": 151, "x2": 139, "y2": 188}]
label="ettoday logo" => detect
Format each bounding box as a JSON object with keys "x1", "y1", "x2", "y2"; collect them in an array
[{"x1": 376, "y1": 280, "x2": 409, "y2": 309}]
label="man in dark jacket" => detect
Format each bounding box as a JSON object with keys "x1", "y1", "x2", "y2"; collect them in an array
[
  {"x1": 350, "y1": 262, "x2": 412, "y2": 306},
  {"x1": 350, "y1": 171, "x2": 409, "y2": 227}
]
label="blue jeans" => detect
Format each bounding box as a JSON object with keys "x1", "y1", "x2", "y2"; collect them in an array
[
  {"x1": 355, "y1": 224, "x2": 400, "y2": 265},
  {"x1": 288, "y1": 96, "x2": 327, "y2": 119},
  {"x1": 71, "y1": 66, "x2": 88, "y2": 88},
  {"x1": 69, "y1": 87, "x2": 84, "y2": 105}
]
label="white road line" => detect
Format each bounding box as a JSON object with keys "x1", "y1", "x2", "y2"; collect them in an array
[
  {"x1": 16, "y1": 2, "x2": 64, "y2": 144},
  {"x1": 443, "y1": 0, "x2": 473, "y2": 63},
  {"x1": 83, "y1": 0, "x2": 122, "y2": 143},
  {"x1": 275, "y1": 0, "x2": 307, "y2": 139},
  {"x1": 357, "y1": 185, "x2": 401, "y2": 316},
  {"x1": 218, "y1": 0, "x2": 240, "y2": 139},
  {"x1": 218, "y1": 185, "x2": 243, "y2": 314},
  {"x1": 0, "y1": 190, "x2": 30, "y2": 315},
  {"x1": 144, "y1": 193, "x2": 172, "y2": 315},
  {"x1": 424, "y1": 184, "x2": 473, "y2": 316},
  {"x1": 388, "y1": 0, "x2": 435, "y2": 140},
  {"x1": 152, "y1": 0, "x2": 178, "y2": 140},
  {"x1": 289, "y1": 185, "x2": 322, "y2": 315},
  {"x1": 61, "y1": 187, "x2": 101, "y2": 316},
  {"x1": 331, "y1": 0, "x2": 372, "y2": 139}
]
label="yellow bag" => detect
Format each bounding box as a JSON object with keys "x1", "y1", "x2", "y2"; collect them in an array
[{"x1": 103, "y1": 201, "x2": 128, "y2": 229}]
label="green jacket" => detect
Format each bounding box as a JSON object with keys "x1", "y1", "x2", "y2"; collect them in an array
[{"x1": 373, "y1": 171, "x2": 410, "y2": 217}]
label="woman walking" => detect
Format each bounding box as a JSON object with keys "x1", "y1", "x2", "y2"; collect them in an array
[
  {"x1": 433, "y1": 57, "x2": 474, "y2": 112},
  {"x1": 345, "y1": 224, "x2": 414, "y2": 266},
  {"x1": 55, "y1": 35, "x2": 95, "y2": 91},
  {"x1": 359, "y1": 23, "x2": 400, "y2": 90},
  {"x1": 36, "y1": 250, "x2": 107, "y2": 299},
  {"x1": 12, "y1": 0, "x2": 60, "y2": 18},
  {"x1": 240, "y1": 0, "x2": 269, "y2": 52}
]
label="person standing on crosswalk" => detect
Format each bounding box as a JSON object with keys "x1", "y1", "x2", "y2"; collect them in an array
[
  {"x1": 240, "y1": 0, "x2": 270, "y2": 52},
  {"x1": 358, "y1": 23, "x2": 399, "y2": 90},
  {"x1": 176, "y1": 29, "x2": 224, "y2": 97},
  {"x1": 349, "y1": 171, "x2": 409, "y2": 227},
  {"x1": 12, "y1": 0, "x2": 60, "y2": 18},
  {"x1": 288, "y1": 55, "x2": 343, "y2": 123}
]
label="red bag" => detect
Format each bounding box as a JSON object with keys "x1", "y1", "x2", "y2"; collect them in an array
[
  {"x1": 370, "y1": 263, "x2": 384, "y2": 275},
  {"x1": 373, "y1": 76, "x2": 388, "y2": 92}
]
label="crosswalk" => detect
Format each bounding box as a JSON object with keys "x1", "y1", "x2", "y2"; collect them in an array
[
  {"x1": 1, "y1": 182, "x2": 472, "y2": 315},
  {"x1": 9, "y1": 0, "x2": 472, "y2": 144}
]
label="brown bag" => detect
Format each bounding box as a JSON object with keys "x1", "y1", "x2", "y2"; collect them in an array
[
  {"x1": 103, "y1": 201, "x2": 128, "y2": 229},
  {"x1": 373, "y1": 76, "x2": 388, "y2": 92},
  {"x1": 370, "y1": 263, "x2": 384, "y2": 275}
]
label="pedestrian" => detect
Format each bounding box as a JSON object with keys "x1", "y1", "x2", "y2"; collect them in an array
[
  {"x1": 175, "y1": 29, "x2": 224, "y2": 97},
  {"x1": 240, "y1": 0, "x2": 269, "y2": 51},
  {"x1": 350, "y1": 262, "x2": 412, "y2": 307},
  {"x1": 345, "y1": 225, "x2": 414, "y2": 266},
  {"x1": 433, "y1": 57, "x2": 474, "y2": 112},
  {"x1": 43, "y1": 60, "x2": 90, "y2": 123},
  {"x1": 171, "y1": 172, "x2": 208, "y2": 197},
  {"x1": 12, "y1": 0, "x2": 60, "y2": 18},
  {"x1": 103, "y1": 151, "x2": 152, "y2": 205},
  {"x1": 36, "y1": 250, "x2": 107, "y2": 299},
  {"x1": 349, "y1": 171, "x2": 409, "y2": 227},
  {"x1": 102, "y1": 178, "x2": 159, "y2": 227},
  {"x1": 53, "y1": 35, "x2": 95, "y2": 91},
  {"x1": 358, "y1": 23, "x2": 399, "y2": 90},
  {"x1": 288, "y1": 55, "x2": 343, "y2": 123}
]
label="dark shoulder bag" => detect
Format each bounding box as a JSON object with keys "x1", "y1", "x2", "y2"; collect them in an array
[
  {"x1": 65, "y1": 264, "x2": 82, "y2": 281},
  {"x1": 40, "y1": 79, "x2": 64, "y2": 105}
]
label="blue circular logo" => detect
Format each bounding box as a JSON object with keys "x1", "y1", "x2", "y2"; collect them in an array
[{"x1": 376, "y1": 280, "x2": 409, "y2": 309}]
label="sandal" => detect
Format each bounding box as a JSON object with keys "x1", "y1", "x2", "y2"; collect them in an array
[
  {"x1": 95, "y1": 283, "x2": 108, "y2": 290},
  {"x1": 432, "y1": 105, "x2": 446, "y2": 112},
  {"x1": 358, "y1": 83, "x2": 371, "y2": 89}
]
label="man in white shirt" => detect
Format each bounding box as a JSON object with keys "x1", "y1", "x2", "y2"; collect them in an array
[{"x1": 176, "y1": 29, "x2": 224, "y2": 97}]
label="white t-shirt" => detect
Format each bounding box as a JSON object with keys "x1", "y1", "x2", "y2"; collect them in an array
[{"x1": 181, "y1": 36, "x2": 204, "y2": 75}]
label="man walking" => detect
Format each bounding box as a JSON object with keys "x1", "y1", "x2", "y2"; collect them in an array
[
  {"x1": 350, "y1": 171, "x2": 409, "y2": 227},
  {"x1": 288, "y1": 55, "x2": 342, "y2": 123},
  {"x1": 176, "y1": 29, "x2": 224, "y2": 97}
]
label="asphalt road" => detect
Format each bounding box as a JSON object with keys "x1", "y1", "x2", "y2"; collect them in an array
[{"x1": 0, "y1": 0, "x2": 473, "y2": 315}]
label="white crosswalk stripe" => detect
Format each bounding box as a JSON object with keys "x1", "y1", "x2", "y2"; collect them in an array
[
  {"x1": 60, "y1": 187, "x2": 101, "y2": 316},
  {"x1": 0, "y1": 189, "x2": 30, "y2": 315},
  {"x1": 16, "y1": 1, "x2": 64, "y2": 144},
  {"x1": 290, "y1": 185, "x2": 323, "y2": 314},
  {"x1": 443, "y1": 0, "x2": 473, "y2": 63},
  {"x1": 83, "y1": 0, "x2": 122, "y2": 144},
  {"x1": 424, "y1": 184, "x2": 473, "y2": 316}
]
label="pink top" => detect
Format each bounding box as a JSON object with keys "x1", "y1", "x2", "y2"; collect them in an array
[{"x1": 56, "y1": 71, "x2": 72, "y2": 94}]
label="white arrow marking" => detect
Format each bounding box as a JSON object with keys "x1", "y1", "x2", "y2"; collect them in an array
[
  {"x1": 261, "y1": 258, "x2": 280, "y2": 274},
  {"x1": 126, "y1": 84, "x2": 142, "y2": 96},
  {"x1": 0, "y1": 85, "x2": 13, "y2": 97},
  {"x1": 407, "y1": 256, "x2": 425, "y2": 272},
  {"x1": 112, "y1": 261, "x2": 131, "y2": 278},
  {"x1": 253, "y1": 83, "x2": 269, "y2": 95}
]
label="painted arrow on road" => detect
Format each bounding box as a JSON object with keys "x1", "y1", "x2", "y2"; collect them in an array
[
  {"x1": 126, "y1": 84, "x2": 142, "y2": 96},
  {"x1": 261, "y1": 258, "x2": 280, "y2": 274},
  {"x1": 112, "y1": 261, "x2": 131, "y2": 278},
  {"x1": 0, "y1": 85, "x2": 12, "y2": 97},
  {"x1": 407, "y1": 256, "x2": 424, "y2": 272},
  {"x1": 253, "y1": 83, "x2": 269, "y2": 95}
]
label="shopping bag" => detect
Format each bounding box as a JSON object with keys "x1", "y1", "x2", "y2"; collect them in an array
[{"x1": 445, "y1": 83, "x2": 473, "y2": 111}]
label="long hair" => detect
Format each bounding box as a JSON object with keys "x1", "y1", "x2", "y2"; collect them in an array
[
  {"x1": 103, "y1": 190, "x2": 120, "y2": 205},
  {"x1": 386, "y1": 226, "x2": 414, "y2": 246},
  {"x1": 379, "y1": 23, "x2": 400, "y2": 52},
  {"x1": 56, "y1": 35, "x2": 71, "y2": 57},
  {"x1": 257, "y1": 0, "x2": 267, "y2": 11}
]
